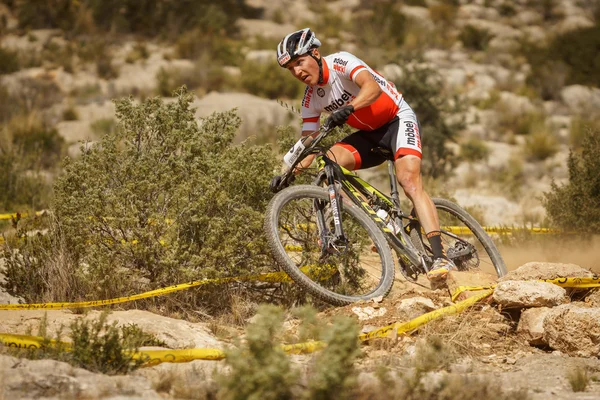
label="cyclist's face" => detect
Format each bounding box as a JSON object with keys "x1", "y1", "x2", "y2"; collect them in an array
[{"x1": 286, "y1": 52, "x2": 319, "y2": 86}]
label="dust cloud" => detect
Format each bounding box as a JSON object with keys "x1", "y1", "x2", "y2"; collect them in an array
[{"x1": 498, "y1": 235, "x2": 600, "y2": 273}]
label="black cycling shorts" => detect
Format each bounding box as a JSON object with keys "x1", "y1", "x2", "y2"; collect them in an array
[{"x1": 332, "y1": 112, "x2": 423, "y2": 170}]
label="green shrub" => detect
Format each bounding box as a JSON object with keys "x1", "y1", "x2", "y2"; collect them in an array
[
  {"x1": 0, "y1": 83, "x2": 20, "y2": 123},
  {"x1": 351, "y1": 1, "x2": 407, "y2": 64},
  {"x1": 11, "y1": 0, "x2": 257, "y2": 37},
  {"x1": 460, "y1": 138, "x2": 490, "y2": 162},
  {"x1": 398, "y1": 62, "x2": 464, "y2": 178},
  {"x1": 13, "y1": 77, "x2": 63, "y2": 112},
  {"x1": 125, "y1": 42, "x2": 149, "y2": 64},
  {"x1": 429, "y1": 3, "x2": 458, "y2": 26},
  {"x1": 0, "y1": 115, "x2": 58, "y2": 212},
  {"x1": 12, "y1": 312, "x2": 148, "y2": 375},
  {"x1": 549, "y1": 25, "x2": 600, "y2": 87},
  {"x1": 219, "y1": 305, "x2": 297, "y2": 400},
  {"x1": 62, "y1": 107, "x2": 79, "y2": 121},
  {"x1": 306, "y1": 316, "x2": 360, "y2": 399},
  {"x1": 490, "y1": 156, "x2": 525, "y2": 199},
  {"x1": 528, "y1": 0, "x2": 561, "y2": 21},
  {"x1": 570, "y1": 116, "x2": 600, "y2": 150},
  {"x1": 240, "y1": 61, "x2": 303, "y2": 100},
  {"x1": 0, "y1": 144, "x2": 52, "y2": 212},
  {"x1": 9, "y1": 114, "x2": 66, "y2": 169},
  {"x1": 90, "y1": 118, "x2": 117, "y2": 136},
  {"x1": 543, "y1": 128, "x2": 600, "y2": 232},
  {"x1": 524, "y1": 130, "x2": 559, "y2": 161},
  {"x1": 0, "y1": 46, "x2": 20, "y2": 74},
  {"x1": 459, "y1": 25, "x2": 493, "y2": 51},
  {"x1": 3, "y1": 87, "x2": 278, "y2": 303},
  {"x1": 218, "y1": 304, "x2": 361, "y2": 400}
]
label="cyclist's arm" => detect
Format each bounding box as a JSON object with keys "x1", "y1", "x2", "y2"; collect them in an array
[
  {"x1": 349, "y1": 69, "x2": 382, "y2": 110},
  {"x1": 294, "y1": 129, "x2": 319, "y2": 173}
]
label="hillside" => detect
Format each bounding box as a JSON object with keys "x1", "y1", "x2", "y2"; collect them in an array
[{"x1": 1, "y1": 0, "x2": 600, "y2": 398}]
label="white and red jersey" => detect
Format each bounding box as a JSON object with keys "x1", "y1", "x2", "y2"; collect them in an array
[{"x1": 301, "y1": 51, "x2": 405, "y2": 132}]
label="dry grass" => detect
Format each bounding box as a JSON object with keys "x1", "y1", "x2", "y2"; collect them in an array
[
  {"x1": 567, "y1": 366, "x2": 590, "y2": 392},
  {"x1": 415, "y1": 305, "x2": 526, "y2": 359}
]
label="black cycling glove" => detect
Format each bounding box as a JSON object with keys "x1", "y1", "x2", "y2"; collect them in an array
[
  {"x1": 270, "y1": 174, "x2": 295, "y2": 193},
  {"x1": 325, "y1": 105, "x2": 355, "y2": 129}
]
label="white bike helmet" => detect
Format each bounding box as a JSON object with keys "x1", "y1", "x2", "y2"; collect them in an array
[{"x1": 276, "y1": 28, "x2": 322, "y2": 68}]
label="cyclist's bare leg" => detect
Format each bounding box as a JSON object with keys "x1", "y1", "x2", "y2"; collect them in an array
[
  {"x1": 326, "y1": 145, "x2": 356, "y2": 170},
  {"x1": 394, "y1": 155, "x2": 439, "y2": 235},
  {"x1": 295, "y1": 145, "x2": 356, "y2": 172}
]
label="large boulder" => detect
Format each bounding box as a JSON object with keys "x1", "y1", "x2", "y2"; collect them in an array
[
  {"x1": 493, "y1": 281, "x2": 568, "y2": 308},
  {"x1": 0, "y1": 309, "x2": 224, "y2": 350},
  {"x1": 543, "y1": 304, "x2": 600, "y2": 357},
  {"x1": 517, "y1": 307, "x2": 552, "y2": 346},
  {"x1": 499, "y1": 262, "x2": 595, "y2": 282},
  {"x1": 0, "y1": 354, "x2": 160, "y2": 399}
]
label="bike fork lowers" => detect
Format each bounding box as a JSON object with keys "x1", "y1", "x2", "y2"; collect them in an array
[{"x1": 313, "y1": 163, "x2": 347, "y2": 253}]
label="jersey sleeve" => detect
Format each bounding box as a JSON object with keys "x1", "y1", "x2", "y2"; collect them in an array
[
  {"x1": 332, "y1": 52, "x2": 368, "y2": 83},
  {"x1": 301, "y1": 86, "x2": 321, "y2": 132}
]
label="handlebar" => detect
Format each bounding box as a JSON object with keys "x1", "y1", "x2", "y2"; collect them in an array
[{"x1": 278, "y1": 123, "x2": 336, "y2": 187}]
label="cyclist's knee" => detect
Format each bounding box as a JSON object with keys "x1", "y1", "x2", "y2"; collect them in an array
[{"x1": 328, "y1": 145, "x2": 356, "y2": 170}]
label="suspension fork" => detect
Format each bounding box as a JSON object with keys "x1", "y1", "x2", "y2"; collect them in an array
[{"x1": 312, "y1": 159, "x2": 347, "y2": 250}]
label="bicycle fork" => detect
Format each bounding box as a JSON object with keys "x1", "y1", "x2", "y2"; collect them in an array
[{"x1": 313, "y1": 164, "x2": 348, "y2": 257}]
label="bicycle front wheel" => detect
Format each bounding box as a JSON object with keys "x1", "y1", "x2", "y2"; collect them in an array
[
  {"x1": 265, "y1": 185, "x2": 395, "y2": 306},
  {"x1": 409, "y1": 198, "x2": 507, "y2": 278}
]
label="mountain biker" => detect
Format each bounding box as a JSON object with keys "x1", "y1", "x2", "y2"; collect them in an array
[{"x1": 270, "y1": 28, "x2": 456, "y2": 283}]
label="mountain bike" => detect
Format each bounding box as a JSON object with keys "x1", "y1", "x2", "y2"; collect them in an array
[{"x1": 265, "y1": 124, "x2": 507, "y2": 306}]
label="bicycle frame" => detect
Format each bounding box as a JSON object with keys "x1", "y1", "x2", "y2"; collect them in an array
[{"x1": 312, "y1": 152, "x2": 427, "y2": 271}]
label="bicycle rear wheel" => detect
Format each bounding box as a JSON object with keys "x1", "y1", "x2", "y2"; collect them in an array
[
  {"x1": 409, "y1": 198, "x2": 507, "y2": 278},
  {"x1": 265, "y1": 185, "x2": 395, "y2": 306}
]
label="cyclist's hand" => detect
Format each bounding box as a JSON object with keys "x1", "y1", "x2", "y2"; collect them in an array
[
  {"x1": 325, "y1": 105, "x2": 354, "y2": 129},
  {"x1": 270, "y1": 174, "x2": 295, "y2": 193}
]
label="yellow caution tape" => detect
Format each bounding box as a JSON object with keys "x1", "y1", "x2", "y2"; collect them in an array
[
  {"x1": 0, "y1": 211, "x2": 46, "y2": 221},
  {"x1": 539, "y1": 276, "x2": 600, "y2": 287},
  {"x1": 0, "y1": 265, "x2": 336, "y2": 310},
  {"x1": 359, "y1": 289, "x2": 494, "y2": 341},
  {"x1": 451, "y1": 285, "x2": 496, "y2": 302},
  {"x1": 442, "y1": 226, "x2": 563, "y2": 235},
  {"x1": 3, "y1": 276, "x2": 598, "y2": 366},
  {"x1": 0, "y1": 333, "x2": 325, "y2": 365},
  {"x1": 450, "y1": 276, "x2": 600, "y2": 302}
]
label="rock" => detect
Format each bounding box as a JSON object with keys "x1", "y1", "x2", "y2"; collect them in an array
[
  {"x1": 584, "y1": 289, "x2": 600, "y2": 307},
  {"x1": 0, "y1": 309, "x2": 224, "y2": 350},
  {"x1": 380, "y1": 63, "x2": 403, "y2": 82},
  {"x1": 493, "y1": 281, "x2": 568, "y2": 308},
  {"x1": 555, "y1": 15, "x2": 595, "y2": 34},
  {"x1": 543, "y1": 304, "x2": 600, "y2": 357},
  {"x1": 561, "y1": 85, "x2": 600, "y2": 117},
  {"x1": 0, "y1": 264, "x2": 24, "y2": 305},
  {"x1": 446, "y1": 270, "x2": 497, "y2": 301},
  {"x1": 192, "y1": 92, "x2": 297, "y2": 141},
  {"x1": 497, "y1": 91, "x2": 536, "y2": 116},
  {"x1": 395, "y1": 297, "x2": 436, "y2": 320},
  {"x1": 351, "y1": 306, "x2": 387, "y2": 321},
  {"x1": 451, "y1": 189, "x2": 522, "y2": 226},
  {"x1": 0, "y1": 354, "x2": 160, "y2": 399},
  {"x1": 245, "y1": 49, "x2": 275, "y2": 64},
  {"x1": 499, "y1": 262, "x2": 595, "y2": 282},
  {"x1": 517, "y1": 307, "x2": 552, "y2": 346},
  {"x1": 238, "y1": 18, "x2": 298, "y2": 40}
]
